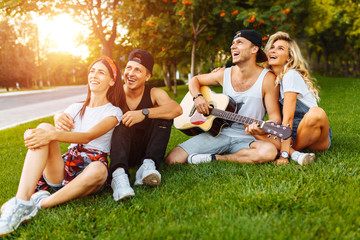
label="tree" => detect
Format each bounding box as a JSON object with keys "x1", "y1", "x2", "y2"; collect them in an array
[
  {"x1": 301, "y1": 0, "x2": 360, "y2": 76},
  {"x1": 0, "y1": 16, "x2": 36, "y2": 90},
  {"x1": 116, "y1": 0, "x2": 190, "y2": 94},
  {"x1": 45, "y1": 52, "x2": 87, "y2": 85},
  {"x1": 173, "y1": 0, "x2": 239, "y2": 77}
]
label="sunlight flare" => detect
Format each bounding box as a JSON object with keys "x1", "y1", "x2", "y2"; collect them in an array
[{"x1": 33, "y1": 14, "x2": 90, "y2": 59}]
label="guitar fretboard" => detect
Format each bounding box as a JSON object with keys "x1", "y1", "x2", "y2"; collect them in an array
[{"x1": 211, "y1": 108, "x2": 264, "y2": 126}]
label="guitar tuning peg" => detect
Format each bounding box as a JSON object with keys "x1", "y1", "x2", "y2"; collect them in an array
[
  {"x1": 275, "y1": 121, "x2": 278, "y2": 124},
  {"x1": 267, "y1": 134, "x2": 271, "y2": 138},
  {"x1": 273, "y1": 136, "x2": 277, "y2": 140},
  {"x1": 280, "y1": 139, "x2": 283, "y2": 143},
  {"x1": 287, "y1": 124, "x2": 290, "y2": 127}
]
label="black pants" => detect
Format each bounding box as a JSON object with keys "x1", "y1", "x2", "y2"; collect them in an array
[{"x1": 110, "y1": 119, "x2": 173, "y2": 176}]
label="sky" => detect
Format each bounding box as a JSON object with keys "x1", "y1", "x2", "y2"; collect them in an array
[{"x1": 33, "y1": 14, "x2": 91, "y2": 59}]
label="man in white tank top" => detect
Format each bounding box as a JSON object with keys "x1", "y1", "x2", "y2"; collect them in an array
[{"x1": 166, "y1": 30, "x2": 281, "y2": 165}]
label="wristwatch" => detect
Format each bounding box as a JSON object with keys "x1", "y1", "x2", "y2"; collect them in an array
[
  {"x1": 280, "y1": 151, "x2": 290, "y2": 159},
  {"x1": 142, "y1": 108, "x2": 150, "y2": 118}
]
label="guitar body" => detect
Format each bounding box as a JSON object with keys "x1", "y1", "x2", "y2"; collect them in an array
[
  {"x1": 175, "y1": 86, "x2": 292, "y2": 139},
  {"x1": 174, "y1": 86, "x2": 237, "y2": 136}
]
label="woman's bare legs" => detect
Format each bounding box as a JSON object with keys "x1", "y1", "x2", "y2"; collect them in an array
[
  {"x1": 292, "y1": 107, "x2": 330, "y2": 151},
  {"x1": 40, "y1": 161, "x2": 108, "y2": 208},
  {"x1": 16, "y1": 123, "x2": 64, "y2": 201}
]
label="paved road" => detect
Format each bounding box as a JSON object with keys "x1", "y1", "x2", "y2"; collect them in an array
[{"x1": 0, "y1": 85, "x2": 88, "y2": 130}]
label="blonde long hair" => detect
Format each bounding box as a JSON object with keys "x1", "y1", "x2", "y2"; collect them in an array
[{"x1": 264, "y1": 31, "x2": 320, "y2": 101}]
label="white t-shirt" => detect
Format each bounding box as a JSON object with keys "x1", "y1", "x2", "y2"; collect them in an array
[
  {"x1": 221, "y1": 67, "x2": 268, "y2": 137},
  {"x1": 280, "y1": 69, "x2": 318, "y2": 108},
  {"x1": 64, "y1": 102, "x2": 122, "y2": 154}
]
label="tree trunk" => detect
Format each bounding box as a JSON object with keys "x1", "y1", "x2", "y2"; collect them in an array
[
  {"x1": 191, "y1": 36, "x2": 197, "y2": 78},
  {"x1": 210, "y1": 54, "x2": 215, "y2": 70},
  {"x1": 323, "y1": 48, "x2": 329, "y2": 74},
  {"x1": 316, "y1": 51, "x2": 322, "y2": 74},
  {"x1": 339, "y1": 58, "x2": 345, "y2": 75},
  {"x1": 354, "y1": 51, "x2": 360, "y2": 77},
  {"x1": 166, "y1": 64, "x2": 172, "y2": 91},
  {"x1": 173, "y1": 62, "x2": 178, "y2": 98},
  {"x1": 344, "y1": 60, "x2": 349, "y2": 77},
  {"x1": 162, "y1": 64, "x2": 172, "y2": 91},
  {"x1": 101, "y1": 40, "x2": 113, "y2": 58},
  {"x1": 307, "y1": 47, "x2": 313, "y2": 71},
  {"x1": 352, "y1": 60, "x2": 356, "y2": 77}
]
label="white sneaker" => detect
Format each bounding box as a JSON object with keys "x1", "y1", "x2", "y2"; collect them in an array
[
  {"x1": 187, "y1": 154, "x2": 215, "y2": 164},
  {"x1": 291, "y1": 151, "x2": 316, "y2": 166},
  {"x1": 30, "y1": 191, "x2": 51, "y2": 210},
  {"x1": 111, "y1": 168, "x2": 135, "y2": 201},
  {"x1": 134, "y1": 159, "x2": 161, "y2": 187},
  {"x1": 0, "y1": 197, "x2": 37, "y2": 237}
]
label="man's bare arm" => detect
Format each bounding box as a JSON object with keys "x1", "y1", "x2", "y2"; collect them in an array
[
  {"x1": 189, "y1": 68, "x2": 225, "y2": 115},
  {"x1": 121, "y1": 88, "x2": 182, "y2": 127}
]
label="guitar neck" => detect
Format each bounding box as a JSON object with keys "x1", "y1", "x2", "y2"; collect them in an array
[{"x1": 210, "y1": 108, "x2": 265, "y2": 127}]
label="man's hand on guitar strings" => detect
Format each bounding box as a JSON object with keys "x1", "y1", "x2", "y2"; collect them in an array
[{"x1": 194, "y1": 96, "x2": 212, "y2": 115}]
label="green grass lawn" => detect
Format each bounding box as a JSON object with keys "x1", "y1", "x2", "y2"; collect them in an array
[{"x1": 0, "y1": 76, "x2": 359, "y2": 239}]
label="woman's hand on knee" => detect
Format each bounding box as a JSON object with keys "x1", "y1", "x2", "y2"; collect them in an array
[{"x1": 24, "y1": 128, "x2": 53, "y2": 150}]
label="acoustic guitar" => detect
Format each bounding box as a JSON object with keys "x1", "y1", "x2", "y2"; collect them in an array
[{"x1": 174, "y1": 86, "x2": 291, "y2": 139}]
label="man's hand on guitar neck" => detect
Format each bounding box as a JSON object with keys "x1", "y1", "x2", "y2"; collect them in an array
[
  {"x1": 194, "y1": 95, "x2": 212, "y2": 116},
  {"x1": 245, "y1": 122, "x2": 266, "y2": 136}
]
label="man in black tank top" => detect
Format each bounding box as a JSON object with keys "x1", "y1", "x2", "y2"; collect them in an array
[{"x1": 110, "y1": 49, "x2": 182, "y2": 201}]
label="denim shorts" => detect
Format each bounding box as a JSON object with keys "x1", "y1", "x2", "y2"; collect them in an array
[
  {"x1": 179, "y1": 131, "x2": 256, "y2": 155},
  {"x1": 42, "y1": 173, "x2": 65, "y2": 192},
  {"x1": 42, "y1": 171, "x2": 106, "y2": 193},
  {"x1": 279, "y1": 98, "x2": 332, "y2": 149}
]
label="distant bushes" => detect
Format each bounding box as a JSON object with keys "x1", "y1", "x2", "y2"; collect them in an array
[{"x1": 147, "y1": 78, "x2": 186, "y2": 87}]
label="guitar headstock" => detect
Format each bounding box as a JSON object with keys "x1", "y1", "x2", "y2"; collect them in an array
[{"x1": 263, "y1": 121, "x2": 292, "y2": 140}]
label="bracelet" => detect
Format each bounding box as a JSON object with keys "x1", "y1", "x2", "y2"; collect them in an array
[{"x1": 192, "y1": 93, "x2": 203, "y2": 101}]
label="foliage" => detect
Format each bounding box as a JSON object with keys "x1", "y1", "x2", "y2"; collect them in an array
[
  {"x1": 0, "y1": 15, "x2": 37, "y2": 90},
  {"x1": 148, "y1": 78, "x2": 185, "y2": 88},
  {"x1": 0, "y1": 76, "x2": 359, "y2": 239},
  {"x1": 303, "y1": 0, "x2": 360, "y2": 76},
  {"x1": 44, "y1": 52, "x2": 88, "y2": 86},
  {"x1": 0, "y1": 0, "x2": 360, "y2": 90}
]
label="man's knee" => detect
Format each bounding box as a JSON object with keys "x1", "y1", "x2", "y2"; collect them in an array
[
  {"x1": 165, "y1": 147, "x2": 188, "y2": 165},
  {"x1": 153, "y1": 119, "x2": 173, "y2": 138},
  {"x1": 251, "y1": 141, "x2": 277, "y2": 164},
  {"x1": 156, "y1": 119, "x2": 173, "y2": 129}
]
